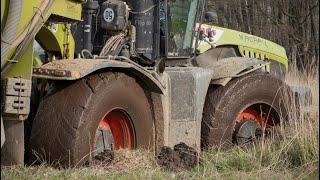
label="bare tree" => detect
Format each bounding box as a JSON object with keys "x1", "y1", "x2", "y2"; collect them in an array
[{"x1": 206, "y1": 0, "x2": 319, "y2": 69}]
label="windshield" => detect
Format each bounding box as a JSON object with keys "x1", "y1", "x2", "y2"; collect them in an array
[{"x1": 166, "y1": 0, "x2": 198, "y2": 57}]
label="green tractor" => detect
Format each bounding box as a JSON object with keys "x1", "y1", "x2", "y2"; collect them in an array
[{"x1": 1, "y1": 0, "x2": 303, "y2": 166}]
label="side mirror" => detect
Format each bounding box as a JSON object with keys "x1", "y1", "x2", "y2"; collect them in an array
[{"x1": 204, "y1": 12, "x2": 218, "y2": 23}]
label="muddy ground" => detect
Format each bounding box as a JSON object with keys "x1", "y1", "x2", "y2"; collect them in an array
[
  {"x1": 85, "y1": 142, "x2": 201, "y2": 171},
  {"x1": 156, "y1": 142, "x2": 201, "y2": 171}
]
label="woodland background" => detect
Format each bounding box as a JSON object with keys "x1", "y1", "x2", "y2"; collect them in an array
[{"x1": 206, "y1": 0, "x2": 319, "y2": 70}]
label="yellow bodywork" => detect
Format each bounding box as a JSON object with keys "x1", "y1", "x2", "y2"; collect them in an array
[
  {"x1": 198, "y1": 24, "x2": 289, "y2": 71},
  {"x1": 1, "y1": 0, "x2": 82, "y2": 79}
]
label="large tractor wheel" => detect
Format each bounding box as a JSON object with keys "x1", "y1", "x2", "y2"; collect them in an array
[
  {"x1": 201, "y1": 70, "x2": 289, "y2": 148},
  {"x1": 28, "y1": 72, "x2": 154, "y2": 166}
]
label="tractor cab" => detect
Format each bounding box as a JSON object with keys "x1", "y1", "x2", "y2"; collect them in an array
[{"x1": 161, "y1": 0, "x2": 199, "y2": 59}]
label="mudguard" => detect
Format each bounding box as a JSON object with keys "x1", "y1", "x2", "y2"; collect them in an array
[
  {"x1": 195, "y1": 54, "x2": 270, "y2": 86},
  {"x1": 32, "y1": 58, "x2": 164, "y2": 94}
]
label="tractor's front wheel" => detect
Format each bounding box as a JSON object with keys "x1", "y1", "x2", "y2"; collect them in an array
[
  {"x1": 28, "y1": 72, "x2": 154, "y2": 167},
  {"x1": 201, "y1": 70, "x2": 290, "y2": 148}
]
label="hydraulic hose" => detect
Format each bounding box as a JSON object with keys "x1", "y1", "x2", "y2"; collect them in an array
[{"x1": 1, "y1": 0, "x2": 22, "y2": 66}]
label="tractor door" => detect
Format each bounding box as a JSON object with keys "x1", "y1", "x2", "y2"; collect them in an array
[{"x1": 165, "y1": 0, "x2": 199, "y2": 58}]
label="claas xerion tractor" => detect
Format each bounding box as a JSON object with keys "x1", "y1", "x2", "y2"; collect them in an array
[{"x1": 1, "y1": 0, "x2": 305, "y2": 166}]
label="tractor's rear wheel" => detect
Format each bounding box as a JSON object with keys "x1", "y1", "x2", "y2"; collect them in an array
[
  {"x1": 28, "y1": 72, "x2": 154, "y2": 167},
  {"x1": 201, "y1": 70, "x2": 289, "y2": 148}
]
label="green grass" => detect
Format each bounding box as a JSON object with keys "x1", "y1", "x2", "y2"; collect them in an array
[{"x1": 1, "y1": 66, "x2": 319, "y2": 180}]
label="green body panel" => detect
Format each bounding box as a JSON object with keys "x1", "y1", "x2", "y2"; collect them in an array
[
  {"x1": 1, "y1": 0, "x2": 81, "y2": 80},
  {"x1": 33, "y1": 57, "x2": 43, "y2": 67},
  {"x1": 48, "y1": 0, "x2": 82, "y2": 22},
  {"x1": 198, "y1": 24, "x2": 288, "y2": 71},
  {"x1": 1, "y1": 0, "x2": 82, "y2": 34},
  {"x1": 5, "y1": 41, "x2": 34, "y2": 79},
  {"x1": 1, "y1": 0, "x2": 8, "y2": 32},
  {"x1": 36, "y1": 24, "x2": 75, "y2": 59}
]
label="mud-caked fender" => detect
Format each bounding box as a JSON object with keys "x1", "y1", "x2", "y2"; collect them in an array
[
  {"x1": 195, "y1": 54, "x2": 270, "y2": 86},
  {"x1": 32, "y1": 58, "x2": 164, "y2": 94}
]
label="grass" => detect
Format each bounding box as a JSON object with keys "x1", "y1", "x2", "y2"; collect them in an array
[{"x1": 1, "y1": 65, "x2": 319, "y2": 180}]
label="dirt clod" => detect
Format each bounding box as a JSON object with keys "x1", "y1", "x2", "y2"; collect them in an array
[{"x1": 156, "y1": 142, "x2": 201, "y2": 171}]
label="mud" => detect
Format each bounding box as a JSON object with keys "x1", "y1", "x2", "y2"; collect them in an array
[
  {"x1": 40, "y1": 59, "x2": 98, "y2": 71},
  {"x1": 156, "y1": 142, "x2": 201, "y2": 171}
]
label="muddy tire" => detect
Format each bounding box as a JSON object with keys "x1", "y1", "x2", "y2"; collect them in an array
[
  {"x1": 269, "y1": 61, "x2": 286, "y2": 80},
  {"x1": 201, "y1": 70, "x2": 290, "y2": 148},
  {"x1": 28, "y1": 72, "x2": 154, "y2": 167}
]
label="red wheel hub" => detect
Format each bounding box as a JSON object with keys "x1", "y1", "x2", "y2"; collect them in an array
[
  {"x1": 237, "y1": 107, "x2": 263, "y2": 128},
  {"x1": 236, "y1": 105, "x2": 276, "y2": 129},
  {"x1": 98, "y1": 110, "x2": 134, "y2": 149}
]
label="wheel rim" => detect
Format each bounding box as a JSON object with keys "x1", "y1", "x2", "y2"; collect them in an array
[
  {"x1": 237, "y1": 107, "x2": 263, "y2": 127},
  {"x1": 96, "y1": 109, "x2": 134, "y2": 152},
  {"x1": 236, "y1": 104, "x2": 280, "y2": 129},
  {"x1": 234, "y1": 119, "x2": 261, "y2": 145},
  {"x1": 233, "y1": 103, "x2": 280, "y2": 144}
]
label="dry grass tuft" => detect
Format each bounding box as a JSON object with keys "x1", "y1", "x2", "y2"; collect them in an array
[{"x1": 103, "y1": 148, "x2": 157, "y2": 172}]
